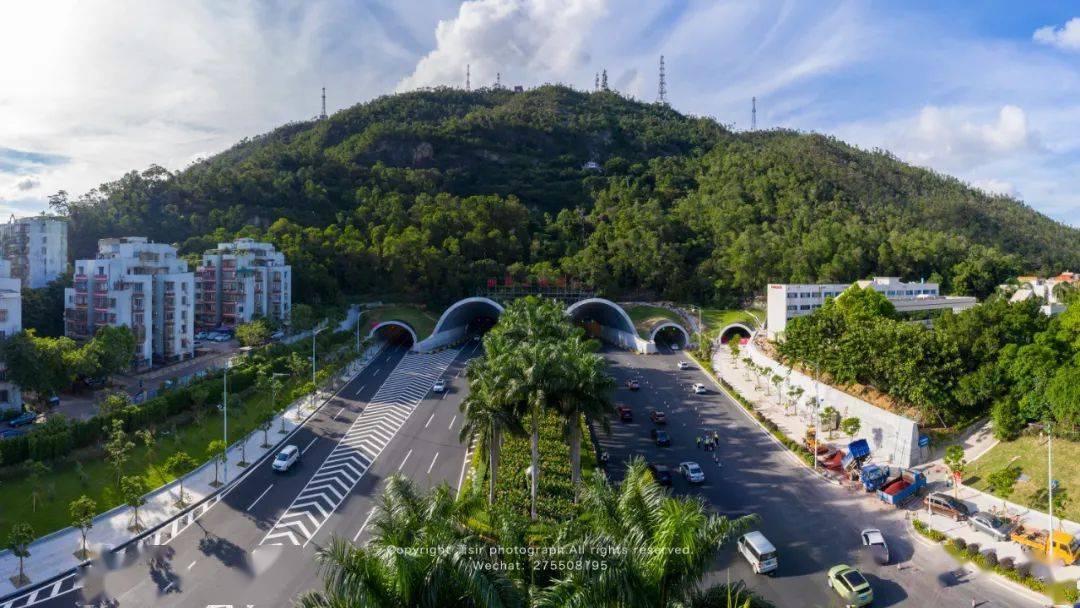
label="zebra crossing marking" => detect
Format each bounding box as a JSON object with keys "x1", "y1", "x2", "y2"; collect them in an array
[{"x1": 261, "y1": 348, "x2": 461, "y2": 547}]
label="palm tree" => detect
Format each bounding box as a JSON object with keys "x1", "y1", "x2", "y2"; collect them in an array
[
  {"x1": 552, "y1": 337, "x2": 614, "y2": 496},
  {"x1": 296, "y1": 475, "x2": 523, "y2": 608},
  {"x1": 535, "y1": 458, "x2": 756, "y2": 608},
  {"x1": 459, "y1": 356, "x2": 523, "y2": 504}
]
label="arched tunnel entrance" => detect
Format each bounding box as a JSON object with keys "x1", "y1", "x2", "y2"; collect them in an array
[
  {"x1": 566, "y1": 298, "x2": 645, "y2": 352},
  {"x1": 719, "y1": 323, "x2": 753, "y2": 345},
  {"x1": 416, "y1": 297, "x2": 504, "y2": 351},
  {"x1": 367, "y1": 321, "x2": 418, "y2": 348},
  {"x1": 650, "y1": 322, "x2": 691, "y2": 350}
]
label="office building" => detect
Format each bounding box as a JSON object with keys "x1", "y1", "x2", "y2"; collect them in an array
[
  {"x1": 0, "y1": 216, "x2": 68, "y2": 288},
  {"x1": 766, "y1": 276, "x2": 977, "y2": 339},
  {"x1": 195, "y1": 238, "x2": 291, "y2": 331},
  {"x1": 64, "y1": 237, "x2": 194, "y2": 370}
]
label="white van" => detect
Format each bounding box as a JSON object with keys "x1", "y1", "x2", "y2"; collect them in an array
[
  {"x1": 738, "y1": 531, "x2": 778, "y2": 575},
  {"x1": 273, "y1": 445, "x2": 300, "y2": 472}
]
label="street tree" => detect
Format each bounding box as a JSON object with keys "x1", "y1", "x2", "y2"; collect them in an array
[
  {"x1": 135, "y1": 428, "x2": 157, "y2": 477},
  {"x1": 7, "y1": 522, "x2": 34, "y2": 587},
  {"x1": 236, "y1": 319, "x2": 271, "y2": 347},
  {"x1": 258, "y1": 412, "x2": 274, "y2": 448},
  {"x1": 986, "y1": 466, "x2": 1020, "y2": 508},
  {"x1": 121, "y1": 476, "x2": 148, "y2": 531},
  {"x1": 841, "y1": 417, "x2": 861, "y2": 442},
  {"x1": 207, "y1": 439, "x2": 227, "y2": 487},
  {"x1": 164, "y1": 452, "x2": 197, "y2": 507},
  {"x1": 70, "y1": 495, "x2": 97, "y2": 559},
  {"x1": 24, "y1": 460, "x2": 51, "y2": 513},
  {"x1": 944, "y1": 445, "x2": 967, "y2": 497}
]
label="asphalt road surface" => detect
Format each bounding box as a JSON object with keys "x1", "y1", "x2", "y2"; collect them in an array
[
  {"x1": 596, "y1": 345, "x2": 1044, "y2": 608},
  {"x1": 25, "y1": 339, "x2": 482, "y2": 608}
]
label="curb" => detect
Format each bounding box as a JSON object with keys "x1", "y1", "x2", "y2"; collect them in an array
[{"x1": 0, "y1": 345, "x2": 383, "y2": 606}]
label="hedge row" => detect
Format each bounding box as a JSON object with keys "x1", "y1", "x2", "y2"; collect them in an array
[{"x1": 494, "y1": 411, "x2": 591, "y2": 521}]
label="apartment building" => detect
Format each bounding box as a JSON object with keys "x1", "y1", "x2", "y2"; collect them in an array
[
  {"x1": 766, "y1": 276, "x2": 977, "y2": 339},
  {"x1": 195, "y1": 238, "x2": 291, "y2": 331},
  {"x1": 64, "y1": 237, "x2": 194, "y2": 370},
  {"x1": 0, "y1": 216, "x2": 68, "y2": 288},
  {"x1": 0, "y1": 260, "x2": 22, "y2": 412}
]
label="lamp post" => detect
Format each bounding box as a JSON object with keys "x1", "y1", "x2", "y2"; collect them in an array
[
  {"x1": 222, "y1": 357, "x2": 235, "y2": 485},
  {"x1": 1048, "y1": 419, "x2": 1054, "y2": 561},
  {"x1": 271, "y1": 372, "x2": 289, "y2": 433}
]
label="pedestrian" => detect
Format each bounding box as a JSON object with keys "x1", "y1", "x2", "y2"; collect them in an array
[
  {"x1": 713, "y1": 430, "x2": 719, "y2": 442},
  {"x1": 696, "y1": 436, "x2": 702, "y2": 449}
]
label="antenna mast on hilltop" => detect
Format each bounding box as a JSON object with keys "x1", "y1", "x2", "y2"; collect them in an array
[
  {"x1": 601, "y1": 69, "x2": 608, "y2": 91},
  {"x1": 320, "y1": 87, "x2": 327, "y2": 120},
  {"x1": 657, "y1": 55, "x2": 667, "y2": 105},
  {"x1": 466, "y1": 64, "x2": 471, "y2": 91},
  {"x1": 594, "y1": 73, "x2": 599, "y2": 92},
  {"x1": 496, "y1": 72, "x2": 501, "y2": 89},
  {"x1": 751, "y1": 96, "x2": 757, "y2": 131}
]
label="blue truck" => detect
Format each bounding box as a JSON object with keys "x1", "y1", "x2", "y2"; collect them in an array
[
  {"x1": 860, "y1": 464, "x2": 890, "y2": 492},
  {"x1": 877, "y1": 468, "x2": 926, "y2": 507},
  {"x1": 840, "y1": 439, "x2": 871, "y2": 472}
]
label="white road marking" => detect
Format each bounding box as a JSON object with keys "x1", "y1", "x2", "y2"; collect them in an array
[
  {"x1": 334, "y1": 406, "x2": 346, "y2": 420},
  {"x1": 355, "y1": 384, "x2": 366, "y2": 397},
  {"x1": 398, "y1": 449, "x2": 413, "y2": 471},
  {"x1": 448, "y1": 414, "x2": 457, "y2": 430},
  {"x1": 424, "y1": 412, "x2": 435, "y2": 428},
  {"x1": 246, "y1": 484, "x2": 274, "y2": 512},
  {"x1": 427, "y1": 452, "x2": 439, "y2": 474},
  {"x1": 302, "y1": 437, "x2": 318, "y2": 454},
  {"x1": 353, "y1": 508, "x2": 377, "y2": 543},
  {"x1": 186, "y1": 560, "x2": 196, "y2": 570}
]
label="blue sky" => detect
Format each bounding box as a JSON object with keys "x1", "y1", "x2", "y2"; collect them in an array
[{"x1": 1, "y1": 1, "x2": 1077, "y2": 226}]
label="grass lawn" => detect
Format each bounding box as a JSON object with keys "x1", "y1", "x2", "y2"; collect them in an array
[
  {"x1": 624, "y1": 304, "x2": 686, "y2": 339},
  {"x1": 699, "y1": 308, "x2": 762, "y2": 340},
  {"x1": 361, "y1": 305, "x2": 438, "y2": 339},
  {"x1": 0, "y1": 386, "x2": 297, "y2": 545},
  {"x1": 966, "y1": 435, "x2": 1080, "y2": 523}
]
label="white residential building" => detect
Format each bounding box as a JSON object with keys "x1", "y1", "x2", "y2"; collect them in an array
[
  {"x1": 195, "y1": 238, "x2": 291, "y2": 330},
  {"x1": 0, "y1": 260, "x2": 22, "y2": 412},
  {"x1": 1007, "y1": 272, "x2": 1079, "y2": 316},
  {"x1": 0, "y1": 216, "x2": 68, "y2": 288},
  {"x1": 766, "y1": 276, "x2": 978, "y2": 340},
  {"x1": 64, "y1": 237, "x2": 194, "y2": 370}
]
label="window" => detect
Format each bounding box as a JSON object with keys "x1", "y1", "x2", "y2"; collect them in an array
[
  {"x1": 0, "y1": 390, "x2": 8, "y2": 402},
  {"x1": 787, "y1": 305, "x2": 798, "y2": 311},
  {"x1": 799, "y1": 305, "x2": 811, "y2": 311},
  {"x1": 0, "y1": 310, "x2": 7, "y2": 322}
]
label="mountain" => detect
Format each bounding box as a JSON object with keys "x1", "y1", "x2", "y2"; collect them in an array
[{"x1": 52, "y1": 85, "x2": 1080, "y2": 307}]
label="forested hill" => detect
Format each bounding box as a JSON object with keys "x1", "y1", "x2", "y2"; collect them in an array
[{"x1": 51, "y1": 85, "x2": 1080, "y2": 307}]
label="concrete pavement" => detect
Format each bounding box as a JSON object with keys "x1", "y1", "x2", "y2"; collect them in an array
[{"x1": 595, "y1": 345, "x2": 1046, "y2": 608}]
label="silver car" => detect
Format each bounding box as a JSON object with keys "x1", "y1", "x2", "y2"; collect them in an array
[{"x1": 969, "y1": 512, "x2": 1016, "y2": 541}]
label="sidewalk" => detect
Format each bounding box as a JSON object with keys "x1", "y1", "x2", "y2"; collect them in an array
[{"x1": 0, "y1": 342, "x2": 384, "y2": 600}]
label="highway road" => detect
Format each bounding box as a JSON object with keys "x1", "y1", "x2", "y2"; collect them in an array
[
  {"x1": 22, "y1": 338, "x2": 482, "y2": 608},
  {"x1": 596, "y1": 345, "x2": 1044, "y2": 608}
]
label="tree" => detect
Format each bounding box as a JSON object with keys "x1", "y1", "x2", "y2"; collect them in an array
[
  {"x1": 104, "y1": 419, "x2": 134, "y2": 487},
  {"x1": 236, "y1": 319, "x2": 271, "y2": 347},
  {"x1": 986, "y1": 466, "x2": 1020, "y2": 507},
  {"x1": 770, "y1": 374, "x2": 783, "y2": 404},
  {"x1": 24, "y1": 460, "x2": 51, "y2": 513},
  {"x1": 551, "y1": 337, "x2": 615, "y2": 496},
  {"x1": 727, "y1": 339, "x2": 740, "y2": 361},
  {"x1": 98, "y1": 391, "x2": 132, "y2": 417},
  {"x1": 82, "y1": 325, "x2": 136, "y2": 379},
  {"x1": 7, "y1": 522, "x2": 34, "y2": 587},
  {"x1": 460, "y1": 357, "x2": 523, "y2": 505},
  {"x1": 207, "y1": 439, "x2": 227, "y2": 487},
  {"x1": 840, "y1": 417, "x2": 861, "y2": 442},
  {"x1": 238, "y1": 432, "x2": 250, "y2": 467},
  {"x1": 819, "y1": 406, "x2": 839, "y2": 439},
  {"x1": 189, "y1": 386, "x2": 210, "y2": 426},
  {"x1": 258, "y1": 412, "x2": 274, "y2": 448},
  {"x1": 164, "y1": 452, "x2": 197, "y2": 507},
  {"x1": 295, "y1": 475, "x2": 522, "y2": 608},
  {"x1": 2, "y1": 330, "x2": 78, "y2": 405},
  {"x1": 991, "y1": 399, "x2": 1024, "y2": 441},
  {"x1": 535, "y1": 459, "x2": 755, "y2": 608},
  {"x1": 1028, "y1": 486, "x2": 1069, "y2": 514},
  {"x1": 136, "y1": 428, "x2": 157, "y2": 475},
  {"x1": 70, "y1": 495, "x2": 97, "y2": 560},
  {"x1": 121, "y1": 475, "x2": 148, "y2": 531},
  {"x1": 944, "y1": 445, "x2": 967, "y2": 497}
]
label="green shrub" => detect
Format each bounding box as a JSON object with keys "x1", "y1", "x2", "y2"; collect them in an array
[{"x1": 951, "y1": 537, "x2": 966, "y2": 552}]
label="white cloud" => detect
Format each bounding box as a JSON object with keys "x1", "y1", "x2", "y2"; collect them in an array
[
  {"x1": 1034, "y1": 17, "x2": 1080, "y2": 52},
  {"x1": 972, "y1": 178, "x2": 1018, "y2": 198},
  {"x1": 397, "y1": 0, "x2": 608, "y2": 91},
  {"x1": 909, "y1": 104, "x2": 1041, "y2": 166},
  {"x1": 14, "y1": 177, "x2": 39, "y2": 192}
]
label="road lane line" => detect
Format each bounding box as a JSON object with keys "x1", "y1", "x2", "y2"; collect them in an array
[
  {"x1": 186, "y1": 560, "x2": 196, "y2": 570},
  {"x1": 355, "y1": 384, "x2": 366, "y2": 397},
  {"x1": 246, "y1": 484, "x2": 274, "y2": 512},
  {"x1": 334, "y1": 406, "x2": 346, "y2": 420},
  {"x1": 424, "y1": 412, "x2": 435, "y2": 428},
  {"x1": 302, "y1": 437, "x2": 318, "y2": 454},
  {"x1": 448, "y1": 414, "x2": 457, "y2": 430},
  {"x1": 398, "y1": 449, "x2": 413, "y2": 471},
  {"x1": 353, "y1": 508, "x2": 377, "y2": 543},
  {"x1": 427, "y1": 452, "x2": 439, "y2": 474}
]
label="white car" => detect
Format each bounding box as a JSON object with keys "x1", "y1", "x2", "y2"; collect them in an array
[
  {"x1": 432, "y1": 378, "x2": 447, "y2": 393},
  {"x1": 679, "y1": 461, "x2": 705, "y2": 483},
  {"x1": 670, "y1": 343, "x2": 681, "y2": 351},
  {"x1": 195, "y1": 331, "x2": 208, "y2": 340},
  {"x1": 677, "y1": 361, "x2": 691, "y2": 370},
  {"x1": 272, "y1": 445, "x2": 300, "y2": 472},
  {"x1": 860, "y1": 528, "x2": 890, "y2": 564},
  {"x1": 692, "y1": 383, "x2": 707, "y2": 394}
]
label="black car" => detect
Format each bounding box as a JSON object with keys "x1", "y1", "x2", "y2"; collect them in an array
[
  {"x1": 651, "y1": 428, "x2": 671, "y2": 447},
  {"x1": 650, "y1": 410, "x2": 667, "y2": 425},
  {"x1": 616, "y1": 405, "x2": 633, "y2": 422},
  {"x1": 626, "y1": 379, "x2": 640, "y2": 391},
  {"x1": 648, "y1": 463, "x2": 673, "y2": 486}
]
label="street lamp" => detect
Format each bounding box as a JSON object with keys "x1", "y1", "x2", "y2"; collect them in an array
[
  {"x1": 222, "y1": 356, "x2": 236, "y2": 485},
  {"x1": 270, "y1": 372, "x2": 289, "y2": 434},
  {"x1": 308, "y1": 326, "x2": 326, "y2": 416}
]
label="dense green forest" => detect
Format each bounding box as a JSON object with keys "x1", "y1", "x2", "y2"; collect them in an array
[{"x1": 46, "y1": 85, "x2": 1080, "y2": 307}]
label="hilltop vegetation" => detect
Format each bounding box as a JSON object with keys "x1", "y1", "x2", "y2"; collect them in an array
[{"x1": 48, "y1": 85, "x2": 1080, "y2": 307}]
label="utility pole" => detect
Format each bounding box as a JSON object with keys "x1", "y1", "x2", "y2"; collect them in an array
[
  {"x1": 223, "y1": 359, "x2": 230, "y2": 484},
  {"x1": 320, "y1": 87, "x2": 328, "y2": 120},
  {"x1": 751, "y1": 96, "x2": 757, "y2": 131},
  {"x1": 466, "y1": 64, "x2": 470, "y2": 91}
]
